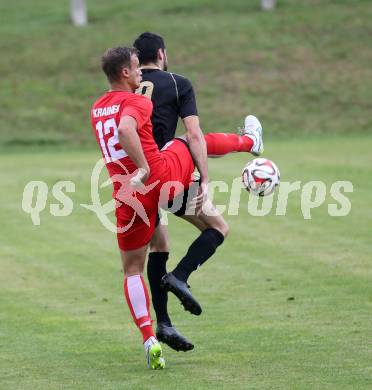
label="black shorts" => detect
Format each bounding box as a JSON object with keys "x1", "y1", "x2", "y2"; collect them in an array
[{"x1": 155, "y1": 178, "x2": 200, "y2": 227}]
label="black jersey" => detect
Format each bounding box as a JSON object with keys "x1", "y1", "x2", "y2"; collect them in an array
[{"x1": 136, "y1": 68, "x2": 198, "y2": 149}]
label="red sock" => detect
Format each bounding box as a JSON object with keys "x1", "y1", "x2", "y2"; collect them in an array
[
  {"x1": 124, "y1": 275, "x2": 155, "y2": 343},
  {"x1": 204, "y1": 133, "x2": 253, "y2": 156}
]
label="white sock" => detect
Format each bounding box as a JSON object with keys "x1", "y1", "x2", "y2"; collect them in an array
[{"x1": 143, "y1": 336, "x2": 158, "y2": 351}]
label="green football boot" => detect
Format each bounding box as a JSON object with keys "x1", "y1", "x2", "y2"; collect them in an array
[{"x1": 145, "y1": 336, "x2": 165, "y2": 370}]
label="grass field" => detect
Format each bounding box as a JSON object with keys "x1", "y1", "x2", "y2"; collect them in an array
[
  {"x1": 1, "y1": 0, "x2": 372, "y2": 146},
  {"x1": 1, "y1": 0, "x2": 372, "y2": 388},
  {"x1": 1, "y1": 136, "x2": 372, "y2": 389}
]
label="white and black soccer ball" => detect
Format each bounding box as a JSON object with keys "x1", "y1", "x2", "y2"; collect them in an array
[{"x1": 242, "y1": 158, "x2": 280, "y2": 196}]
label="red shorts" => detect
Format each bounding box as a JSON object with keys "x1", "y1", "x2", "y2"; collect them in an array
[{"x1": 116, "y1": 139, "x2": 195, "y2": 251}]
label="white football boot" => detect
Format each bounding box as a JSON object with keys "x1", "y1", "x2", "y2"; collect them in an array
[{"x1": 239, "y1": 115, "x2": 264, "y2": 156}]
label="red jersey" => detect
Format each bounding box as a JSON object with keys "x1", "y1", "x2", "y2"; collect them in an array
[{"x1": 90, "y1": 91, "x2": 168, "y2": 194}]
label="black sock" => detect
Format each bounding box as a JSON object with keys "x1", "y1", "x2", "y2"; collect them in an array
[
  {"x1": 147, "y1": 252, "x2": 171, "y2": 326},
  {"x1": 172, "y1": 228, "x2": 224, "y2": 282}
]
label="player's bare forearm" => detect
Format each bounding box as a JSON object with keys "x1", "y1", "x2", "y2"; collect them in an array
[
  {"x1": 118, "y1": 115, "x2": 150, "y2": 177},
  {"x1": 183, "y1": 116, "x2": 209, "y2": 183},
  {"x1": 188, "y1": 135, "x2": 208, "y2": 183},
  {"x1": 183, "y1": 115, "x2": 209, "y2": 214}
]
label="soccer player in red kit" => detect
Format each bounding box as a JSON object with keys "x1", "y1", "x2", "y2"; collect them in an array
[{"x1": 90, "y1": 46, "x2": 212, "y2": 369}]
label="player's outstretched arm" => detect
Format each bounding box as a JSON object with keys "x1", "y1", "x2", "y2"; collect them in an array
[
  {"x1": 182, "y1": 115, "x2": 209, "y2": 212},
  {"x1": 118, "y1": 115, "x2": 150, "y2": 184}
]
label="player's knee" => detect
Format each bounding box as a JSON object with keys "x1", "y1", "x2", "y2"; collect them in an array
[
  {"x1": 149, "y1": 236, "x2": 170, "y2": 252},
  {"x1": 123, "y1": 256, "x2": 145, "y2": 277},
  {"x1": 150, "y1": 242, "x2": 169, "y2": 252},
  {"x1": 219, "y1": 219, "x2": 229, "y2": 238},
  {"x1": 207, "y1": 218, "x2": 229, "y2": 238},
  {"x1": 150, "y1": 223, "x2": 170, "y2": 252}
]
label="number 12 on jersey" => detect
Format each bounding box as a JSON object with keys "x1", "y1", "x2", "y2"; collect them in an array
[{"x1": 95, "y1": 118, "x2": 128, "y2": 162}]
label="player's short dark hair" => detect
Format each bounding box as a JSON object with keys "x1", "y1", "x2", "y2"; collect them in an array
[
  {"x1": 133, "y1": 32, "x2": 165, "y2": 65},
  {"x1": 101, "y1": 46, "x2": 138, "y2": 83}
]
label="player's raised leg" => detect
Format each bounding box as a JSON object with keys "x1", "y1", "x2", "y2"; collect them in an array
[
  {"x1": 204, "y1": 115, "x2": 264, "y2": 157},
  {"x1": 147, "y1": 222, "x2": 194, "y2": 352},
  {"x1": 121, "y1": 246, "x2": 165, "y2": 369}
]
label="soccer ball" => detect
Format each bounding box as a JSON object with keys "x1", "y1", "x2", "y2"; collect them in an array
[{"x1": 242, "y1": 158, "x2": 280, "y2": 196}]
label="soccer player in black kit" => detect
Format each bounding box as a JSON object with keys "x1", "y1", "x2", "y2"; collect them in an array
[{"x1": 133, "y1": 32, "x2": 264, "y2": 352}]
